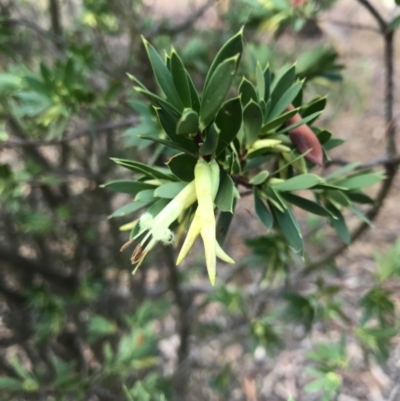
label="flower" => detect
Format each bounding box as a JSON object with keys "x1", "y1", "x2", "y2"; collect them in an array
[
  {"x1": 177, "y1": 158, "x2": 234, "y2": 286},
  {"x1": 122, "y1": 180, "x2": 197, "y2": 272}
]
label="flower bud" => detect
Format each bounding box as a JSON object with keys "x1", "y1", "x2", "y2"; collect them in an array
[{"x1": 285, "y1": 104, "x2": 324, "y2": 166}]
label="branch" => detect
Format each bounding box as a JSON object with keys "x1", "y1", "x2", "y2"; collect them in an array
[
  {"x1": 323, "y1": 18, "x2": 380, "y2": 33},
  {"x1": 147, "y1": 0, "x2": 216, "y2": 38},
  {"x1": 163, "y1": 246, "x2": 191, "y2": 401},
  {"x1": 355, "y1": 0, "x2": 387, "y2": 32},
  {"x1": 325, "y1": 154, "x2": 400, "y2": 170},
  {"x1": 306, "y1": 5, "x2": 398, "y2": 270},
  {"x1": 2, "y1": 116, "x2": 137, "y2": 148}
]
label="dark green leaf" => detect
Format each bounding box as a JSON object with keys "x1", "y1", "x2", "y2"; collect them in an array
[
  {"x1": 142, "y1": 37, "x2": 184, "y2": 111},
  {"x1": 176, "y1": 108, "x2": 199, "y2": 135},
  {"x1": 215, "y1": 97, "x2": 242, "y2": 155},
  {"x1": 139, "y1": 134, "x2": 197, "y2": 157},
  {"x1": 243, "y1": 99, "x2": 263, "y2": 147},
  {"x1": 101, "y1": 180, "x2": 157, "y2": 195},
  {"x1": 254, "y1": 189, "x2": 273, "y2": 229},
  {"x1": 301, "y1": 97, "x2": 327, "y2": 121},
  {"x1": 327, "y1": 204, "x2": 350, "y2": 244},
  {"x1": 154, "y1": 182, "x2": 187, "y2": 198},
  {"x1": 170, "y1": 50, "x2": 191, "y2": 107},
  {"x1": 263, "y1": 66, "x2": 271, "y2": 103},
  {"x1": 216, "y1": 200, "x2": 236, "y2": 245},
  {"x1": 111, "y1": 158, "x2": 173, "y2": 180},
  {"x1": 239, "y1": 77, "x2": 258, "y2": 106},
  {"x1": 275, "y1": 112, "x2": 322, "y2": 135},
  {"x1": 261, "y1": 107, "x2": 299, "y2": 133},
  {"x1": 256, "y1": 62, "x2": 265, "y2": 101},
  {"x1": 281, "y1": 193, "x2": 333, "y2": 217},
  {"x1": 200, "y1": 55, "x2": 240, "y2": 128},
  {"x1": 268, "y1": 81, "x2": 303, "y2": 121},
  {"x1": 271, "y1": 204, "x2": 303, "y2": 253},
  {"x1": 167, "y1": 152, "x2": 197, "y2": 182},
  {"x1": 203, "y1": 28, "x2": 243, "y2": 90},
  {"x1": 186, "y1": 72, "x2": 200, "y2": 113},
  {"x1": 215, "y1": 169, "x2": 235, "y2": 212},
  {"x1": 273, "y1": 174, "x2": 321, "y2": 191},
  {"x1": 347, "y1": 191, "x2": 375, "y2": 204},
  {"x1": 199, "y1": 123, "x2": 219, "y2": 155},
  {"x1": 270, "y1": 64, "x2": 296, "y2": 106}
]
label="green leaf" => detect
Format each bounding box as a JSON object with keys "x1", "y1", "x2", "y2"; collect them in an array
[
  {"x1": 200, "y1": 123, "x2": 219, "y2": 155},
  {"x1": 215, "y1": 97, "x2": 242, "y2": 155},
  {"x1": 273, "y1": 174, "x2": 321, "y2": 192},
  {"x1": 142, "y1": 37, "x2": 184, "y2": 111},
  {"x1": 170, "y1": 50, "x2": 191, "y2": 107},
  {"x1": 101, "y1": 180, "x2": 157, "y2": 195},
  {"x1": 167, "y1": 153, "x2": 197, "y2": 182},
  {"x1": 326, "y1": 190, "x2": 351, "y2": 207},
  {"x1": 135, "y1": 189, "x2": 155, "y2": 202},
  {"x1": 111, "y1": 158, "x2": 174, "y2": 180},
  {"x1": 256, "y1": 62, "x2": 265, "y2": 101},
  {"x1": 249, "y1": 170, "x2": 269, "y2": 185},
  {"x1": 176, "y1": 108, "x2": 199, "y2": 135},
  {"x1": 263, "y1": 65, "x2": 271, "y2": 103},
  {"x1": 203, "y1": 28, "x2": 243, "y2": 90},
  {"x1": 271, "y1": 204, "x2": 303, "y2": 253},
  {"x1": 154, "y1": 182, "x2": 187, "y2": 198},
  {"x1": 270, "y1": 64, "x2": 296, "y2": 106},
  {"x1": 239, "y1": 77, "x2": 258, "y2": 106},
  {"x1": 336, "y1": 172, "x2": 384, "y2": 190},
  {"x1": 254, "y1": 189, "x2": 273, "y2": 229},
  {"x1": 139, "y1": 134, "x2": 197, "y2": 157},
  {"x1": 281, "y1": 193, "x2": 333, "y2": 217},
  {"x1": 215, "y1": 169, "x2": 235, "y2": 212},
  {"x1": 387, "y1": 15, "x2": 400, "y2": 31},
  {"x1": 347, "y1": 191, "x2": 374, "y2": 204},
  {"x1": 275, "y1": 112, "x2": 322, "y2": 135},
  {"x1": 155, "y1": 108, "x2": 198, "y2": 153},
  {"x1": 268, "y1": 81, "x2": 303, "y2": 121},
  {"x1": 216, "y1": 200, "x2": 236, "y2": 245},
  {"x1": 110, "y1": 201, "x2": 152, "y2": 218},
  {"x1": 327, "y1": 204, "x2": 350, "y2": 244},
  {"x1": 200, "y1": 55, "x2": 240, "y2": 128},
  {"x1": 325, "y1": 162, "x2": 359, "y2": 180},
  {"x1": 301, "y1": 97, "x2": 327, "y2": 121},
  {"x1": 243, "y1": 100, "x2": 263, "y2": 147},
  {"x1": 186, "y1": 72, "x2": 200, "y2": 113},
  {"x1": 261, "y1": 107, "x2": 299, "y2": 133}
]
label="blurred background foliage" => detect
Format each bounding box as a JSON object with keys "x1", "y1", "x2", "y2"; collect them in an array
[{"x1": 0, "y1": 0, "x2": 399, "y2": 400}]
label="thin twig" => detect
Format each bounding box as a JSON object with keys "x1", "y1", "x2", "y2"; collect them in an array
[
  {"x1": 163, "y1": 246, "x2": 191, "y2": 401},
  {"x1": 325, "y1": 154, "x2": 400, "y2": 170},
  {"x1": 306, "y1": 1, "x2": 398, "y2": 271},
  {"x1": 323, "y1": 18, "x2": 380, "y2": 33},
  {"x1": 147, "y1": 0, "x2": 216, "y2": 38},
  {"x1": 355, "y1": 0, "x2": 387, "y2": 32},
  {"x1": 2, "y1": 116, "x2": 137, "y2": 148}
]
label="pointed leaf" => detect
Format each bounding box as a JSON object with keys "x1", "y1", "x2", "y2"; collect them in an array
[
  {"x1": 261, "y1": 107, "x2": 299, "y2": 133},
  {"x1": 254, "y1": 189, "x2": 273, "y2": 229},
  {"x1": 186, "y1": 72, "x2": 200, "y2": 113},
  {"x1": 101, "y1": 180, "x2": 157, "y2": 195},
  {"x1": 239, "y1": 77, "x2": 258, "y2": 106},
  {"x1": 216, "y1": 200, "x2": 236, "y2": 245},
  {"x1": 268, "y1": 81, "x2": 303, "y2": 120},
  {"x1": 154, "y1": 182, "x2": 187, "y2": 199},
  {"x1": 273, "y1": 174, "x2": 321, "y2": 192},
  {"x1": 200, "y1": 55, "x2": 240, "y2": 128},
  {"x1": 167, "y1": 152, "x2": 197, "y2": 182},
  {"x1": 327, "y1": 204, "x2": 350, "y2": 244},
  {"x1": 110, "y1": 200, "x2": 153, "y2": 218},
  {"x1": 215, "y1": 169, "x2": 235, "y2": 212},
  {"x1": 281, "y1": 193, "x2": 333, "y2": 217},
  {"x1": 256, "y1": 62, "x2": 265, "y2": 101},
  {"x1": 243, "y1": 99, "x2": 263, "y2": 147},
  {"x1": 204, "y1": 28, "x2": 243, "y2": 90},
  {"x1": 170, "y1": 50, "x2": 191, "y2": 107},
  {"x1": 199, "y1": 123, "x2": 219, "y2": 155},
  {"x1": 176, "y1": 108, "x2": 199, "y2": 135},
  {"x1": 142, "y1": 37, "x2": 184, "y2": 111},
  {"x1": 215, "y1": 97, "x2": 242, "y2": 155}
]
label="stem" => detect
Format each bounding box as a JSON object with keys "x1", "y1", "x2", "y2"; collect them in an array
[
  {"x1": 307, "y1": 1, "x2": 398, "y2": 271},
  {"x1": 48, "y1": 0, "x2": 63, "y2": 41},
  {"x1": 163, "y1": 246, "x2": 191, "y2": 401}
]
